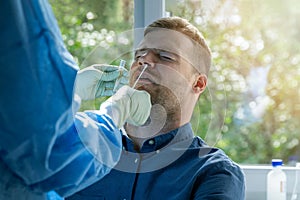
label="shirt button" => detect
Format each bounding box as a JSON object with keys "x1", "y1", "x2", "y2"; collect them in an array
[
  {"x1": 148, "y1": 140, "x2": 155, "y2": 145},
  {"x1": 134, "y1": 158, "x2": 138, "y2": 163}
]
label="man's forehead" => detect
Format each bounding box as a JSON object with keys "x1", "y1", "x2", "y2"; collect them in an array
[{"x1": 138, "y1": 29, "x2": 195, "y2": 55}]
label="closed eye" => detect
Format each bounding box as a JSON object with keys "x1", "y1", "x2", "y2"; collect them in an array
[
  {"x1": 134, "y1": 48, "x2": 178, "y2": 63},
  {"x1": 159, "y1": 51, "x2": 177, "y2": 62}
]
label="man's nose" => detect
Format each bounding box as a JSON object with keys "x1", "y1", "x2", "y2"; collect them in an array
[{"x1": 138, "y1": 50, "x2": 157, "y2": 68}]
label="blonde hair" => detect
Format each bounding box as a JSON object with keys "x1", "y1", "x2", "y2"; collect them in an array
[{"x1": 145, "y1": 16, "x2": 211, "y2": 75}]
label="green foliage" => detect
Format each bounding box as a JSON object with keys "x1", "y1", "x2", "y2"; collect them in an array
[
  {"x1": 49, "y1": 0, "x2": 133, "y2": 65},
  {"x1": 51, "y1": 0, "x2": 300, "y2": 164},
  {"x1": 167, "y1": 0, "x2": 300, "y2": 164}
]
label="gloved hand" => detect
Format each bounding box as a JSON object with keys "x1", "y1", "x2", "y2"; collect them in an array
[
  {"x1": 99, "y1": 85, "x2": 152, "y2": 128},
  {"x1": 75, "y1": 64, "x2": 129, "y2": 100}
]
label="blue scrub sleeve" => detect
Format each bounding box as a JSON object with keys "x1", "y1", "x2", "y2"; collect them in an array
[{"x1": 0, "y1": 0, "x2": 122, "y2": 198}]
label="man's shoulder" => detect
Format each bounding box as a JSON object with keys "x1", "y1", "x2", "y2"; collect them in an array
[
  {"x1": 185, "y1": 139, "x2": 245, "y2": 199},
  {"x1": 188, "y1": 136, "x2": 243, "y2": 172}
]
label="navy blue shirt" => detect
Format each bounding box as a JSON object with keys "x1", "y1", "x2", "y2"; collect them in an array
[{"x1": 68, "y1": 123, "x2": 245, "y2": 200}]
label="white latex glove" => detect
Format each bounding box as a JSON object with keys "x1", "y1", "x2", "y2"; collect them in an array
[
  {"x1": 75, "y1": 64, "x2": 129, "y2": 100},
  {"x1": 99, "y1": 85, "x2": 152, "y2": 128}
]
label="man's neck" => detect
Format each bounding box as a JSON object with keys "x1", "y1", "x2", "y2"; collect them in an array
[
  {"x1": 124, "y1": 119, "x2": 182, "y2": 150},
  {"x1": 123, "y1": 102, "x2": 192, "y2": 150}
]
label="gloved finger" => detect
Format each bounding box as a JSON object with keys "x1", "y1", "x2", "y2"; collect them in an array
[
  {"x1": 102, "y1": 66, "x2": 129, "y2": 82},
  {"x1": 103, "y1": 81, "x2": 115, "y2": 90},
  {"x1": 101, "y1": 90, "x2": 114, "y2": 97},
  {"x1": 77, "y1": 67, "x2": 104, "y2": 80},
  {"x1": 120, "y1": 67, "x2": 129, "y2": 78},
  {"x1": 112, "y1": 80, "x2": 128, "y2": 93},
  {"x1": 95, "y1": 79, "x2": 128, "y2": 98},
  {"x1": 118, "y1": 76, "x2": 129, "y2": 85},
  {"x1": 126, "y1": 90, "x2": 152, "y2": 126},
  {"x1": 101, "y1": 70, "x2": 121, "y2": 81},
  {"x1": 91, "y1": 64, "x2": 119, "y2": 72},
  {"x1": 95, "y1": 81, "x2": 115, "y2": 97},
  {"x1": 113, "y1": 68, "x2": 129, "y2": 88},
  {"x1": 92, "y1": 81, "x2": 104, "y2": 98}
]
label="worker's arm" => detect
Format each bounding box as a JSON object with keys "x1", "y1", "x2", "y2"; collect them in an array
[
  {"x1": 29, "y1": 86, "x2": 151, "y2": 197},
  {"x1": 0, "y1": 0, "x2": 121, "y2": 196},
  {"x1": 0, "y1": 0, "x2": 150, "y2": 198}
]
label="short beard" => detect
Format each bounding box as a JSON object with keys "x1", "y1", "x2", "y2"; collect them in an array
[{"x1": 146, "y1": 84, "x2": 183, "y2": 128}]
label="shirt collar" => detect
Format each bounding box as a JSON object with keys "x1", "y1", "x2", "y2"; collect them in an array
[{"x1": 121, "y1": 123, "x2": 194, "y2": 153}]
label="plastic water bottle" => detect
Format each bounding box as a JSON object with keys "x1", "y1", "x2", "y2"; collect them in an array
[{"x1": 267, "y1": 159, "x2": 287, "y2": 200}]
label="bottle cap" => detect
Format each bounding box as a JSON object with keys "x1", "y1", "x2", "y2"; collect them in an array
[{"x1": 272, "y1": 159, "x2": 283, "y2": 167}]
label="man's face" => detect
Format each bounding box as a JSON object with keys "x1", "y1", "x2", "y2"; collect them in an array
[{"x1": 129, "y1": 29, "x2": 199, "y2": 108}]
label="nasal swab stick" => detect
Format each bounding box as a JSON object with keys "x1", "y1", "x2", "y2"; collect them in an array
[{"x1": 132, "y1": 64, "x2": 148, "y2": 89}]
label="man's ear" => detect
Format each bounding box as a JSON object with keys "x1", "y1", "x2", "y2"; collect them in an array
[{"x1": 192, "y1": 74, "x2": 207, "y2": 94}]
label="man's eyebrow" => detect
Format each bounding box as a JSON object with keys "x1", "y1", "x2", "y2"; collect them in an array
[{"x1": 135, "y1": 48, "x2": 147, "y2": 51}]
